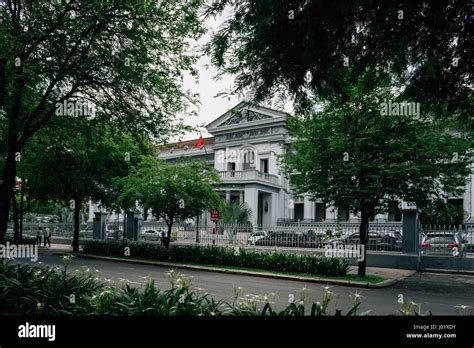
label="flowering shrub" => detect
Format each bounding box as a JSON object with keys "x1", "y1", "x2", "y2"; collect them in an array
[
  {"x1": 82, "y1": 240, "x2": 351, "y2": 276},
  {"x1": 0, "y1": 261, "x2": 356, "y2": 316}
]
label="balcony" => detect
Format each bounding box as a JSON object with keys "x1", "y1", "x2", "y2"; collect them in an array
[{"x1": 218, "y1": 170, "x2": 281, "y2": 187}]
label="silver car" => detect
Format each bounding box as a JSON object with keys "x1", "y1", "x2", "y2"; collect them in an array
[
  {"x1": 247, "y1": 231, "x2": 267, "y2": 245},
  {"x1": 141, "y1": 229, "x2": 163, "y2": 241},
  {"x1": 421, "y1": 232, "x2": 463, "y2": 256}
]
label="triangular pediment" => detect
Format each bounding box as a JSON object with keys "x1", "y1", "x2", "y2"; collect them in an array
[{"x1": 206, "y1": 102, "x2": 289, "y2": 130}]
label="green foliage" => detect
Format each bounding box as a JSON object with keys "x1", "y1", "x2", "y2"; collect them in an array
[
  {"x1": 120, "y1": 157, "x2": 222, "y2": 233},
  {"x1": 282, "y1": 72, "x2": 471, "y2": 216},
  {"x1": 219, "y1": 201, "x2": 252, "y2": 224},
  {"x1": 5, "y1": 235, "x2": 36, "y2": 245},
  {"x1": 82, "y1": 240, "x2": 350, "y2": 277},
  {"x1": 0, "y1": 0, "x2": 206, "y2": 241},
  {"x1": 418, "y1": 198, "x2": 466, "y2": 226},
  {"x1": 206, "y1": 1, "x2": 472, "y2": 135},
  {"x1": 0, "y1": 261, "x2": 358, "y2": 316}
]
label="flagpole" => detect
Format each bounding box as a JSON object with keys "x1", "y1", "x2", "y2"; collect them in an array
[{"x1": 196, "y1": 132, "x2": 209, "y2": 244}]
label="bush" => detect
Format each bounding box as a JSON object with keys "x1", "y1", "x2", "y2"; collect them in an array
[
  {"x1": 0, "y1": 261, "x2": 360, "y2": 316},
  {"x1": 82, "y1": 240, "x2": 350, "y2": 276},
  {"x1": 5, "y1": 235, "x2": 36, "y2": 244}
]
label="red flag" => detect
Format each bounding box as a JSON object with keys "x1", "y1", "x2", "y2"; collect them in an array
[{"x1": 193, "y1": 133, "x2": 204, "y2": 148}]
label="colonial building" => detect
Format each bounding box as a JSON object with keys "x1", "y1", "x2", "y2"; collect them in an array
[
  {"x1": 157, "y1": 102, "x2": 474, "y2": 227},
  {"x1": 89, "y1": 102, "x2": 473, "y2": 226}
]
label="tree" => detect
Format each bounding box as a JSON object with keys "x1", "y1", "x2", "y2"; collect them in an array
[
  {"x1": 418, "y1": 198, "x2": 466, "y2": 226},
  {"x1": 0, "y1": 0, "x2": 205, "y2": 242},
  {"x1": 282, "y1": 71, "x2": 471, "y2": 276},
  {"x1": 120, "y1": 157, "x2": 222, "y2": 248},
  {"x1": 21, "y1": 117, "x2": 143, "y2": 251},
  {"x1": 206, "y1": 0, "x2": 472, "y2": 133}
]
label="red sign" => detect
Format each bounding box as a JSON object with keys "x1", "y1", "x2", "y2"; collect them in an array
[{"x1": 210, "y1": 209, "x2": 219, "y2": 222}]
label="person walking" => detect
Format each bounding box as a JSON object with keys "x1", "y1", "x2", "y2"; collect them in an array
[
  {"x1": 36, "y1": 227, "x2": 42, "y2": 246},
  {"x1": 43, "y1": 227, "x2": 51, "y2": 247}
]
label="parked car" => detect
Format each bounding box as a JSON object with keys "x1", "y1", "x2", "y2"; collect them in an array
[
  {"x1": 299, "y1": 230, "x2": 326, "y2": 248},
  {"x1": 247, "y1": 230, "x2": 268, "y2": 245},
  {"x1": 79, "y1": 225, "x2": 93, "y2": 233},
  {"x1": 141, "y1": 229, "x2": 164, "y2": 241},
  {"x1": 105, "y1": 224, "x2": 122, "y2": 240},
  {"x1": 421, "y1": 232, "x2": 463, "y2": 256},
  {"x1": 255, "y1": 230, "x2": 301, "y2": 247},
  {"x1": 329, "y1": 232, "x2": 402, "y2": 251}
]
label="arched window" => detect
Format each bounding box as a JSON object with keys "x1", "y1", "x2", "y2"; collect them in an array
[{"x1": 240, "y1": 147, "x2": 256, "y2": 170}]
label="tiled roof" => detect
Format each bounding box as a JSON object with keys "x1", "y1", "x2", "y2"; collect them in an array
[{"x1": 158, "y1": 137, "x2": 214, "y2": 151}]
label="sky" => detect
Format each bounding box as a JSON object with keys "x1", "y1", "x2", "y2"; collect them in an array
[{"x1": 178, "y1": 8, "x2": 293, "y2": 142}]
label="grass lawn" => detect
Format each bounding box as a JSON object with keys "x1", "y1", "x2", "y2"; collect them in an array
[{"x1": 78, "y1": 252, "x2": 385, "y2": 284}]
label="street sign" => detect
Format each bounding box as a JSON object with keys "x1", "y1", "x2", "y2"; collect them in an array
[{"x1": 210, "y1": 209, "x2": 219, "y2": 222}]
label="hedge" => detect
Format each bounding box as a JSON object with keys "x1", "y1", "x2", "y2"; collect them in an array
[{"x1": 82, "y1": 240, "x2": 350, "y2": 277}]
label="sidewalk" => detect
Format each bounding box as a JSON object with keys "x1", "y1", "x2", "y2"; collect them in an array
[{"x1": 348, "y1": 266, "x2": 415, "y2": 282}]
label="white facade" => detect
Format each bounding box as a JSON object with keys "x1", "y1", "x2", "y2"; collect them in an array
[{"x1": 91, "y1": 102, "x2": 474, "y2": 225}]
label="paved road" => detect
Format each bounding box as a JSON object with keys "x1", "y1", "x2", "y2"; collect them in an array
[{"x1": 15, "y1": 249, "x2": 474, "y2": 315}]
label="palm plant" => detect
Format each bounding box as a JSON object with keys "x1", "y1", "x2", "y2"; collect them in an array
[
  {"x1": 219, "y1": 202, "x2": 252, "y2": 225},
  {"x1": 218, "y1": 202, "x2": 252, "y2": 242}
]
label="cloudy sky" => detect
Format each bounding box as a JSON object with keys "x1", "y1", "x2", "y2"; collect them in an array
[{"x1": 179, "y1": 8, "x2": 293, "y2": 142}]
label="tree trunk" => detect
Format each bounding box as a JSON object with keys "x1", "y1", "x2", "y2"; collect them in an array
[
  {"x1": 19, "y1": 184, "x2": 25, "y2": 240},
  {"x1": 72, "y1": 199, "x2": 81, "y2": 252},
  {"x1": 195, "y1": 214, "x2": 200, "y2": 243},
  {"x1": 12, "y1": 194, "x2": 19, "y2": 242},
  {"x1": 358, "y1": 208, "x2": 370, "y2": 277},
  {"x1": 0, "y1": 148, "x2": 18, "y2": 243},
  {"x1": 123, "y1": 211, "x2": 127, "y2": 240},
  {"x1": 162, "y1": 222, "x2": 172, "y2": 249}
]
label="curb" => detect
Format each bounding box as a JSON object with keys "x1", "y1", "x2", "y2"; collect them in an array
[
  {"x1": 420, "y1": 268, "x2": 474, "y2": 276},
  {"x1": 66, "y1": 252, "x2": 403, "y2": 289}
]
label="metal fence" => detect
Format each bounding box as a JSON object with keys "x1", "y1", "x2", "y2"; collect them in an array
[
  {"x1": 10, "y1": 222, "x2": 93, "y2": 240},
  {"x1": 139, "y1": 221, "x2": 403, "y2": 252}
]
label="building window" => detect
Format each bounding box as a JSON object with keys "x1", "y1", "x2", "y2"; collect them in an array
[
  {"x1": 315, "y1": 203, "x2": 326, "y2": 222},
  {"x1": 242, "y1": 150, "x2": 256, "y2": 170},
  {"x1": 227, "y1": 162, "x2": 236, "y2": 177},
  {"x1": 260, "y1": 159, "x2": 269, "y2": 173},
  {"x1": 294, "y1": 203, "x2": 304, "y2": 222}
]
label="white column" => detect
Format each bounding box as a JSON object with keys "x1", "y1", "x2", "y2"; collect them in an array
[
  {"x1": 303, "y1": 197, "x2": 314, "y2": 222},
  {"x1": 225, "y1": 191, "x2": 231, "y2": 202},
  {"x1": 244, "y1": 187, "x2": 259, "y2": 228},
  {"x1": 239, "y1": 191, "x2": 244, "y2": 204},
  {"x1": 465, "y1": 166, "x2": 474, "y2": 222},
  {"x1": 88, "y1": 200, "x2": 95, "y2": 222},
  {"x1": 325, "y1": 206, "x2": 337, "y2": 222}
]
